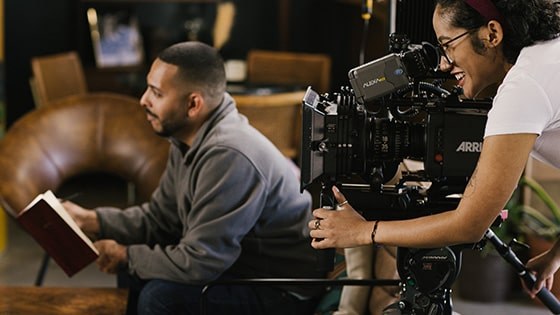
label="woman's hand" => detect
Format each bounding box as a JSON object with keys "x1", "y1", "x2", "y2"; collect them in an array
[
  {"x1": 525, "y1": 241, "x2": 560, "y2": 298},
  {"x1": 309, "y1": 186, "x2": 373, "y2": 249}
]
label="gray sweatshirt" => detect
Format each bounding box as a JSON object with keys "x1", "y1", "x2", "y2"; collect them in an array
[{"x1": 95, "y1": 93, "x2": 324, "y2": 296}]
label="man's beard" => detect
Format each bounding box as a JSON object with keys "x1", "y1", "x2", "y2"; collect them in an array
[{"x1": 154, "y1": 115, "x2": 189, "y2": 139}]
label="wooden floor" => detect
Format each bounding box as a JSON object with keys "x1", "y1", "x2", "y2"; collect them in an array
[{"x1": 0, "y1": 287, "x2": 128, "y2": 315}]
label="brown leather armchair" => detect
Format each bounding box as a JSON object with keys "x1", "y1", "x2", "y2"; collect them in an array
[
  {"x1": 0, "y1": 92, "x2": 169, "y2": 285},
  {"x1": 0, "y1": 91, "x2": 169, "y2": 220}
]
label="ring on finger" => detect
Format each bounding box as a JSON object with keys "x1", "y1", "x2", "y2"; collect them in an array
[
  {"x1": 336, "y1": 200, "x2": 349, "y2": 208},
  {"x1": 314, "y1": 219, "x2": 321, "y2": 230}
]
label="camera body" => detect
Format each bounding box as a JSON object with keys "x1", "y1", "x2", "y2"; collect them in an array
[{"x1": 301, "y1": 35, "x2": 491, "y2": 219}]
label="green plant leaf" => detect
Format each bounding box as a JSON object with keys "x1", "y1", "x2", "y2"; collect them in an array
[{"x1": 520, "y1": 177, "x2": 560, "y2": 224}]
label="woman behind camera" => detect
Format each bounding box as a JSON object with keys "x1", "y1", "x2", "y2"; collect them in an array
[{"x1": 309, "y1": 0, "x2": 560, "y2": 298}]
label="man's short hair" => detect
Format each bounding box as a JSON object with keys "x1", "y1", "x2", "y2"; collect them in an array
[{"x1": 159, "y1": 41, "x2": 227, "y2": 103}]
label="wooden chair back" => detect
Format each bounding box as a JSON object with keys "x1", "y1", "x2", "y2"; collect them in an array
[
  {"x1": 234, "y1": 91, "x2": 306, "y2": 160},
  {"x1": 30, "y1": 51, "x2": 88, "y2": 107},
  {"x1": 246, "y1": 50, "x2": 332, "y2": 93}
]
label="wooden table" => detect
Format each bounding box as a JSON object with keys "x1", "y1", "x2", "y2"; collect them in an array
[{"x1": 0, "y1": 287, "x2": 128, "y2": 315}]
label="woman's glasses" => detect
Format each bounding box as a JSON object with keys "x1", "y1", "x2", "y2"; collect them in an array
[{"x1": 437, "y1": 30, "x2": 474, "y2": 65}]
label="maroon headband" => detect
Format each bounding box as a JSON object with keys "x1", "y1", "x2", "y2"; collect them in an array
[{"x1": 464, "y1": 0, "x2": 504, "y2": 24}]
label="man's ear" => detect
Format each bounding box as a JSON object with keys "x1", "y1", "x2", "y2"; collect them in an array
[
  {"x1": 485, "y1": 20, "x2": 504, "y2": 47},
  {"x1": 186, "y1": 92, "x2": 204, "y2": 117}
]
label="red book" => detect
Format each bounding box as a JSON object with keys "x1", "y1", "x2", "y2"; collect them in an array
[{"x1": 2, "y1": 190, "x2": 99, "y2": 277}]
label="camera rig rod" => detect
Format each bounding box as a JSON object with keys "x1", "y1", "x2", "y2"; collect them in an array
[{"x1": 484, "y1": 229, "x2": 560, "y2": 314}]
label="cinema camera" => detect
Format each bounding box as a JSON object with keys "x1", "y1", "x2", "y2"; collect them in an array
[
  {"x1": 301, "y1": 34, "x2": 492, "y2": 218},
  {"x1": 300, "y1": 34, "x2": 493, "y2": 315}
]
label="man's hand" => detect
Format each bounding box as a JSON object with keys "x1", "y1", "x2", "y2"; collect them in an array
[
  {"x1": 94, "y1": 239, "x2": 128, "y2": 274},
  {"x1": 62, "y1": 201, "x2": 99, "y2": 240}
]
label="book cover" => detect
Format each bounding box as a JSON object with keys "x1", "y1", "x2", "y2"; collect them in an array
[{"x1": 4, "y1": 190, "x2": 99, "y2": 277}]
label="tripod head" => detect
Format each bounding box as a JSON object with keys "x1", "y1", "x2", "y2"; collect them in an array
[
  {"x1": 382, "y1": 243, "x2": 473, "y2": 315},
  {"x1": 382, "y1": 219, "x2": 560, "y2": 315}
]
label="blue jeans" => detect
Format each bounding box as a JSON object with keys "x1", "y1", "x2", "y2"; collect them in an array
[{"x1": 125, "y1": 276, "x2": 318, "y2": 315}]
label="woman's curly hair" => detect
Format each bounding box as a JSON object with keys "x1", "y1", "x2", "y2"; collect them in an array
[{"x1": 435, "y1": 0, "x2": 560, "y2": 64}]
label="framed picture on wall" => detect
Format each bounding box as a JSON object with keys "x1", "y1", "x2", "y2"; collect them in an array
[{"x1": 86, "y1": 8, "x2": 145, "y2": 68}]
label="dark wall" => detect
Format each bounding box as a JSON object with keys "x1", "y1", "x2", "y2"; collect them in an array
[
  {"x1": 5, "y1": 0, "x2": 77, "y2": 127},
  {"x1": 5, "y1": 0, "x2": 281, "y2": 127},
  {"x1": 218, "y1": 0, "x2": 278, "y2": 60},
  {"x1": 395, "y1": 0, "x2": 437, "y2": 44},
  {"x1": 4, "y1": 0, "x2": 397, "y2": 127},
  {"x1": 288, "y1": 0, "x2": 390, "y2": 89}
]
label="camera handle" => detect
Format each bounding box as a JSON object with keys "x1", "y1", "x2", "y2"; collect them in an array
[
  {"x1": 314, "y1": 187, "x2": 337, "y2": 272},
  {"x1": 484, "y1": 229, "x2": 560, "y2": 314}
]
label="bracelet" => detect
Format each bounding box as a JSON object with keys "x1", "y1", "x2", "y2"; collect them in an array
[{"x1": 371, "y1": 220, "x2": 380, "y2": 245}]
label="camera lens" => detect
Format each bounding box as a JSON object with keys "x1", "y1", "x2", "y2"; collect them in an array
[{"x1": 371, "y1": 118, "x2": 425, "y2": 161}]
